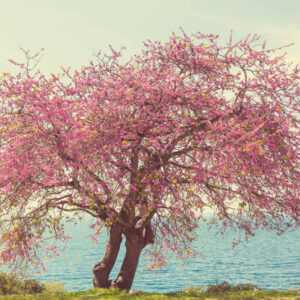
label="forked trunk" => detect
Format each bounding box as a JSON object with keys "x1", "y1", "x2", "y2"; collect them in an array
[
  {"x1": 111, "y1": 228, "x2": 144, "y2": 290},
  {"x1": 93, "y1": 223, "x2": 154, "y2": 290},
  {"x1": 93, "y1": 222, "x2": 123, "y2": 288}
]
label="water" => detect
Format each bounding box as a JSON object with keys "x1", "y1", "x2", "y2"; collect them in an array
[{"x1": 29, "y1": 219, "x2": 300, "y2": 292}]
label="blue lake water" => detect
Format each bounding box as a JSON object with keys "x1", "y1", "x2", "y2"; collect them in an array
[{"x1": 29, "y1": 219, "x2": 300, "y2": 292}]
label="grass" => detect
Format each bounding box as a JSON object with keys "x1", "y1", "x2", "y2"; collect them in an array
[
  {"x1": 0, "y1": 276, "x2": 299, "y2": 299},
  {"x1": 43, "y1": 281, "x2": 66, "y2": 293},
  {"x1": 0, "y1": 287, "x2": 299, "y2": 299}
]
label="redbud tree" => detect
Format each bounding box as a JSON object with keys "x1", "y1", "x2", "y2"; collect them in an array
[{"x1": 0, "y1": 30, "x2": 299, "y2": 290}]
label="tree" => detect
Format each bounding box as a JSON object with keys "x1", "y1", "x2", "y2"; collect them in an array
[{"x1": 0, "y1": 30, "x2": 299, "y2": 290}]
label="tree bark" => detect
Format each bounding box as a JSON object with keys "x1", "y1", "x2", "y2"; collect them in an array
[
  {"x1": 93, "y1": 222, "x2": 123, "y2": 288},
  {"x1": 111, "y1": 225, "x2": 154, "y2": 290}
]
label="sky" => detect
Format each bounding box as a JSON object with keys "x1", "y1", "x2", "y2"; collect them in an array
[{"x1": 0, "y1": 0, "x2": 299, "y2": 75}]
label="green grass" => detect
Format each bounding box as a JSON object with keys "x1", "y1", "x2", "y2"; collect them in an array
[
  {"x1": 0, "y1": 287, "x2": 299, "y2": 299},
  {"x1": 0, "y1": 277, "x2": 298, "y2": 299}
]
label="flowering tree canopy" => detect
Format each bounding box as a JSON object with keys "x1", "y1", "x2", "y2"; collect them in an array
[{"x1": 0, "y1": 30, "x2": 299, "y2": 289}]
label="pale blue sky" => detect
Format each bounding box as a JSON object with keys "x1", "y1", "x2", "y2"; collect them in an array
[{"x1": 0, "y1": 0, "x2": 299, "y2": 74}]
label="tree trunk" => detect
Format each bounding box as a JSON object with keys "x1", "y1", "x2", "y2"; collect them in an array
[
  {"x1": 111, "y1": 225, "x2": 154, "y2": 290},
  {"x1": 93, "y1": 222, "x2": 123, "y2": 288}
]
